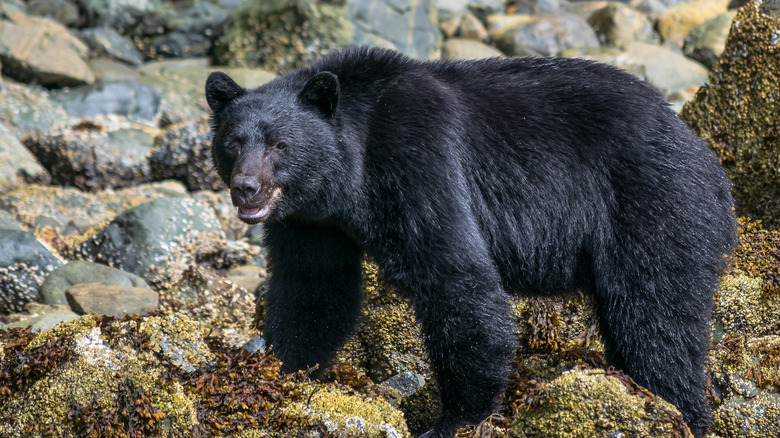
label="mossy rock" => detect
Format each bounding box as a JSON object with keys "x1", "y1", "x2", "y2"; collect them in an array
[
  {"x1": 506, "y1": 358, "x2": 691, "y2": 437},
  {"x1": 212, "y1": 0, "x2": 353, "y2": 73},
  {"x1": 0, "y1": 313, "x2": 408, "y2": 437},
  {"x1": 337, "y1": 259, "x2": 429, "y2": 382},
  {"x1": 712, "y1": 218, "x2": 780, "y2": 340},
  {"x1": 708, "y1": 336, "x2": 780, "y2": 437},
  {"x1": 681, "y1": 0, "x2": 780, "y2": 229}
]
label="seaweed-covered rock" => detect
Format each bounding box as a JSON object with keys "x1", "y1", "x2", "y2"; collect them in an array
[
  {"x1": 213, "y1": 0, "x2": 353, "y2": 72},
  {"x1": 504, "y1": 356, "x2": 691, "y2": 437},
  {"x1": 23, "y1": 123, "x2": 157, "y2": 192},
  {"x1": 76, "y1": 197, "x2": 226, "y2": 286},
  {"x1": 713, "y1": 218, "x2": 780, "y2": 339},
  {"x1": 0, "y1": 313, "x2": 409, "y2": 437},
  {"x1": 149, "y1": 117, "x2": 223, "y2": 191},
  {"x1": 161, "y1": 265, "x2": 257, "y2": 347},
  {"x1": 0, "y1": 230, "x2": 63, "y2": 313},
  {"x1": 708, "y1": 336, "x2": 780, "y2": 437},
  {"x1": 681, "y1": 0, "x2": 780, "y2": 228},
  {"x1": 338, "y1": 260, "x2": 429, "y2": 382},
  {"x1": 512, "y1": 294, "x2": 601, "y2": 353}
]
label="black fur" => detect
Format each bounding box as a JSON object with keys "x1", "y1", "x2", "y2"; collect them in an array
[{"x1": 206, "y1": 47, "x2": 736, "y2": 438}]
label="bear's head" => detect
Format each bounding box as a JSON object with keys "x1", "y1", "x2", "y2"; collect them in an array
[{"x1": 206, "y1": 70, "x2": 342, "y2": 224}]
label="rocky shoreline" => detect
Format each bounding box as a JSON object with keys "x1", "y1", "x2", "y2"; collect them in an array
[{"x1": 1, "y1": 0, "x2": 780, "y2": 436}]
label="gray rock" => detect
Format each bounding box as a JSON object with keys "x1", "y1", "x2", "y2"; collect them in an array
[
  {"x1": 493, "y1": 13, "x2": 600, "y2": 56},
  {"x1": 0, "y1": 123, "x2": 49, "y2": 192},
  {"x1": 88, "y1": 59, "x2": 141, "y2": 83},
  {"x1": 77, "y1": 197, "x2": 226, "y2": 286},
  {"x1": 509, "y1": 0, "x2": 561, "y2": 15},
  {"x1": 350, "y1": 0, "x2": 441, "y2": 59},
  {"x1": 0, "y1": 78, "x2": 70, "y2": 139},
  {"x1": 588, "y1": 3, "x2": 659, "y2": 47},
  {"x1": 380, "y1": 371, "x2": 426, "y2": 397},
  {"x1": 436, "y1": 0, "x2": 472, "y2": 22},
  {"x1": 81, "y1": 0, "x2": 163, "y2": 33},
  {"x1": 0, "y1": 0, "x2": 26, "y2": 16},
  {"x1": 683, "y1": 11, "x2": 737, "y2": 69},
  {"x1": 225, "y1": 264, "x2": 266, "y2": 294},
  {"x1": 138, "y1": 58, "x2": 275, "y2": 125},
  {"x1": 23, "y1": 125, "x2": 155, "y2": 192},
  {"x1": 240, "y1": 336, "x2": 266, "y2": 353},
  {"x1": 0, "y1": 303, "x2": 80, "y2": 332},
  {"x1": 26, "y1": 0, "x2": 80, "y2": 26},
  {"x1": 39, "y1": 260, "x2": 150, "y2": 306},
  {"x1": 79, "y1": 27, "x2": 145, "y2": 66},
  {"x1": 458, "y1": 12, "x2": 490, "y2": 40},
  {"x1": 441, "y1": 38, "x2": 505, "y2": 59},
  {"x1": 0, "y1": 210, "x2": 23, "y2": 230},
  {"x1": 0, "y1": 230, "x2": 63, "y2": 313},
  {"x1": 149, "y1": 118, "x2": 222, "y2": 191},
  {"x1": 51, "y1": 80, "x2": 161, "y2": 121},
  {"x1": 0, "y1": 14, "x2": 94, "y2": 87},
  {"x1": 65, "y1": 282, "x2": 159, "y2": 317},
  {"x1": 559, "y1": 42, "x2": 709, "y2": 99},
  {"x1": 146, "y1": 31, "x2": 212, "y2": 59}
]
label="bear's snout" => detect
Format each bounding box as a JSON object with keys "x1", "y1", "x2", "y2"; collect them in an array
[{"x1": 231, "y1": 174, "x2": 261, "y2": 207}]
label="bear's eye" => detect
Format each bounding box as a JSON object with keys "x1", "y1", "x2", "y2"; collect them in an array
[
  {"x1": 226, "y1": 142, "x2": 239, "y2": 152},
  {"x1": 274, "y1": 141, "x2": 288, "y2": 151}
]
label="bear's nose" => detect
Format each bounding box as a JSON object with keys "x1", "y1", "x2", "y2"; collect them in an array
[{"x1": 231, "y1": 175, "x2": 261, "y2": 205}]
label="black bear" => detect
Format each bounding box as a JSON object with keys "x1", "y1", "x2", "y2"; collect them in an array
[{"x1": 206, "y1": 47, "x2": 736, "y2": 438}]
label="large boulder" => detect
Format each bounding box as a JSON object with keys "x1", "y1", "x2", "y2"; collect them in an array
[
  {"x1": 76, "y1": 197, "x2": 226, "y2": 286},
  {"x1": 0, "y1": 13, "x2": 94, "y2": 87}
]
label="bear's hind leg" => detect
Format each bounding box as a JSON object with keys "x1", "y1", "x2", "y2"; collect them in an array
[
  {"x1": 263, "y1": 220, "x2": 363, "y2": 375},
  {"x1": 593, "y1": 257, "x2": 714, "y2": 438}
]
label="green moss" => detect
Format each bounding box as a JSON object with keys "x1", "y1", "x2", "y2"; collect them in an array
[{"x1": 680, "y1": 1, "x2": 780, "y2": 228}]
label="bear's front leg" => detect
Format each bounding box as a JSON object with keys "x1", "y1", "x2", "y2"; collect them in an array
[
  {"x1": 388, "y1": 253, "x2": 516, "y2": 438},
  {"x1": 263, "y1": 219, "x2": 363, "y2": 374}
]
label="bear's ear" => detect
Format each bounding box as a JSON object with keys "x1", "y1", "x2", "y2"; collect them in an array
[
  {"x1": 205, "y1": 72, "x2": 245, "y2": 114},
  {"x1": 299, "y1": 71, "x2": 339, "y2": 116}
]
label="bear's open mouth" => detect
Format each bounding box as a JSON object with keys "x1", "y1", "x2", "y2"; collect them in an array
[
  {"x1": 237, "y1": 205, "x2": 270, "y2": 221},
  {"x1": 235, "y1": 187, "x2": 281, "y2": 223}
]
